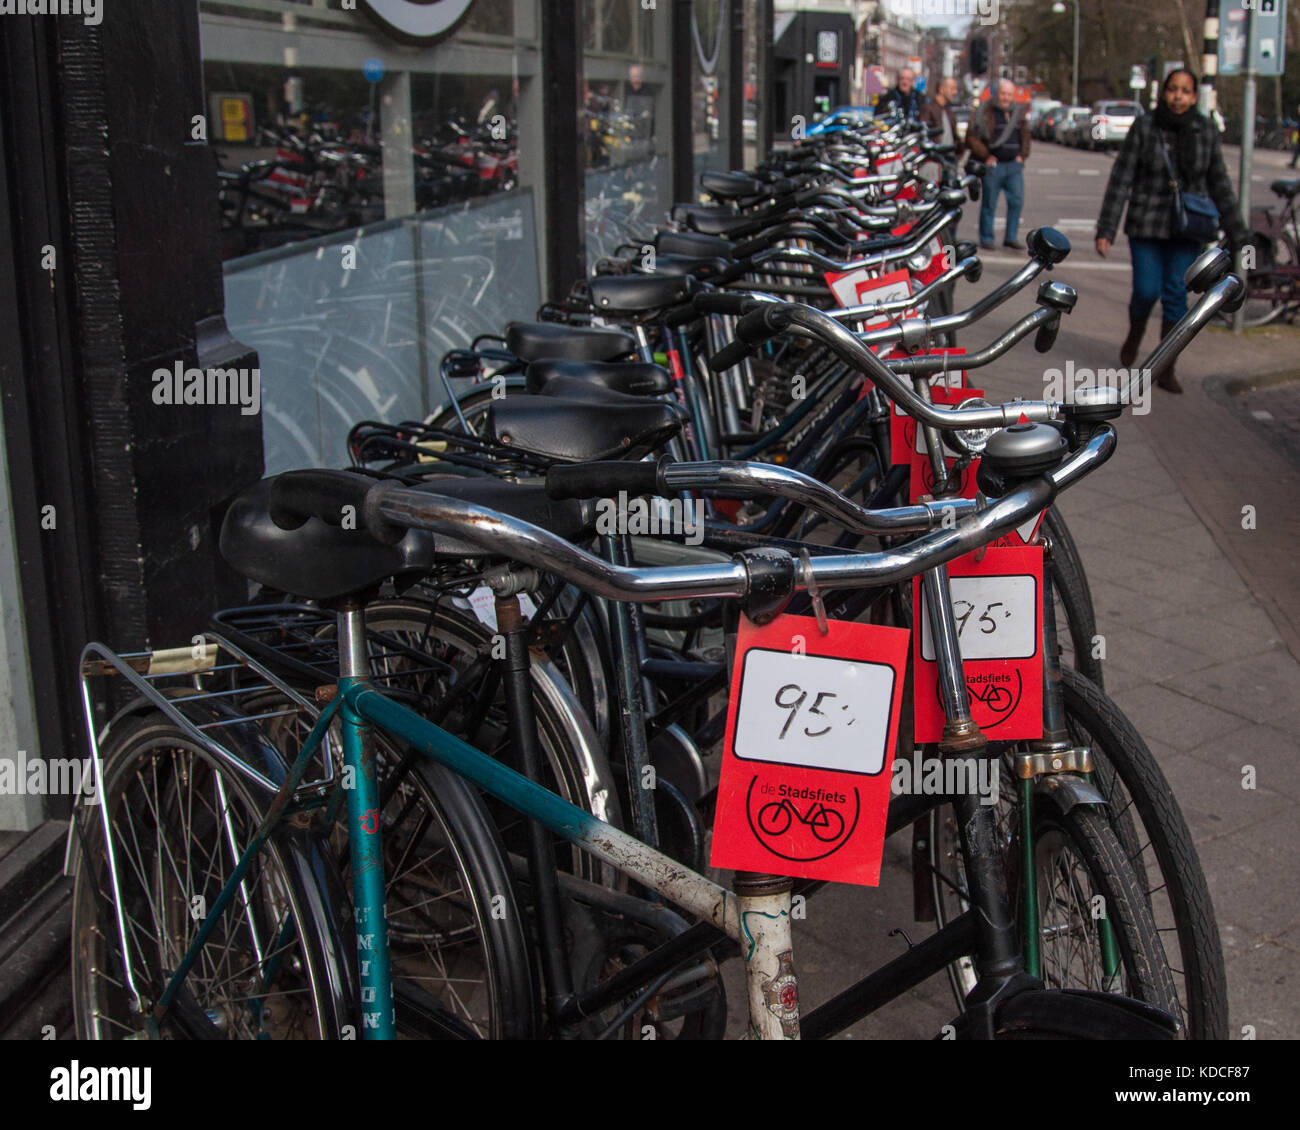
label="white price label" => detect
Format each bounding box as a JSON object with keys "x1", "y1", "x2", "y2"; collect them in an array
[
  {"x1": 732, "y1": 648, "x2": 897, "y2": 775},
  {"x1": 920, "y1": 574, "x2": 1039, "y2": 662},
  {"x1": 467, "y1": 586, "x2": 537, "y2": 631},
  {"x1": 825, "y1": 265, "x2": 879, "y2": 307}
]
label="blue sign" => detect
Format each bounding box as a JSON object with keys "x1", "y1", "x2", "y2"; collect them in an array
[{"x1": 363, "y1": 57, "x2": 386, "y2": 84}]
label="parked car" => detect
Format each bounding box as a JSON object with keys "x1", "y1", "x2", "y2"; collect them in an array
[
  {"x1": 1035, "y1": 106, "x2": 1066, "y2": 141},
  {"x1": 1029, "y1": 99, "x2": 1062, "y2": 139},
  {"x1": 1056, "y1": 106, "x2": 1092, "y2": 146},
  {"x1": 1083, "y1": 100, "x2": 1142, "y2": 151}
]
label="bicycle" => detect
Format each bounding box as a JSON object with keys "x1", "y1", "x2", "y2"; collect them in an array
[{"x1": 69, "y1": 411, "x2": 1184, "y2": 1039}]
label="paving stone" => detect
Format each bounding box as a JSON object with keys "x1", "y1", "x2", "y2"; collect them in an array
[
  {"x1": 1141, "y1": 610, "x2": 1282, "y2": 663},
  {"x1": 1168, "y1": 652, "x2": 1300, "y2": 729},
  {"x1": 1110, "y1": 683, "x2": 1246, "y2": 753},
  {"x1": 1181, "y1": 722, "x2": 1300, "y2": 803},
  {"x1": 1157, "y1": 749, "x2": 1294, "y2": 844}
]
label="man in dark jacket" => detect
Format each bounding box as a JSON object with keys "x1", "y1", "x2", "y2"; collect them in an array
[
  {"x1": 876, "y1": 67, "x2": 924, "y2": 121},
  {"x1": 919, "y1": 76, "x2": 965, "y2": 158},
  {"x1": 967, "y1": 80, "x2": 1031, "y2": 249}
]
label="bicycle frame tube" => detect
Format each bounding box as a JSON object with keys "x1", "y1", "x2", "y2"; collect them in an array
[{"x1": 338, "y1": 605, "x2": 397, "y2": 1040}]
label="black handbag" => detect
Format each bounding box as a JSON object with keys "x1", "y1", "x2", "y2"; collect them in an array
[{"x1": 1159, "y1": 133, "x2": 1220, "y2": 242}]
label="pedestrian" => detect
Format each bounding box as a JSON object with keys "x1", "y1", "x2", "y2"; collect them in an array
[
  {"x1": 919, "y1": 76, "x2": 966, "y2": 158},
  {"x1": 966, "y1": 79, "x2": 1030, "y2": 251},
  {"x1": 1288, "y1": 101, "x2": 1300, "y2": 168},
  {"x1": 876, "y1": 67, "x2": 924, "y2": 122},
  {"x1": 1095, "y1": 68, "x2": 1247, "y2": 394}
]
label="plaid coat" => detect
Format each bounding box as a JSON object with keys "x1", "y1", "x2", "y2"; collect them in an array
[{"x1": 1096, "y1": 111, "x2": 1246, "y2": 244}]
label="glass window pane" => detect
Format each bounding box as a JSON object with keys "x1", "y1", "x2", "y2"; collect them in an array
[{"x1": 582, "y1": 0, "x2": 672, "y2": 270}]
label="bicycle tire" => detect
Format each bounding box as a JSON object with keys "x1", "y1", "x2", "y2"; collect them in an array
[
  {"x1": 352, "y1": 598, "x2": 622, "y2": 885},
  {"x1": 1031, "y1": 800, "x2": 1181, "y2": 1018},
  {"x1": 1043, "y1": 505, "x2": 1104, "y2": 688},
  {"x1": 70, "y1": 711, "x2": 353, "y2": 1040},
  {"x1": 928, "y1": 781, "x2": 1182, "y2": 1024},
  {"x1": 364, "y1": 750, "x2": 540, "y2": 1039}
]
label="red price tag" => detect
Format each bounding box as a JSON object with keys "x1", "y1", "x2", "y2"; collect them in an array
[
  {"x1": 912, "y1": 545, "x2": 1045, "y2": 743},
  {"x1": 710, "y1": 614, "x2": 911, "y2": 886}
]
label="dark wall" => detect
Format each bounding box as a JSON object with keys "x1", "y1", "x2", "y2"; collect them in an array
[{"x1": 0, "y1": 0, "x2": 263, "y2": 782}]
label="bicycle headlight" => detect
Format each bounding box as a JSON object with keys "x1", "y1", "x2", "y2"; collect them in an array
[{"x1": 950, "y1": 397, "x2": 997, "y2": 454}]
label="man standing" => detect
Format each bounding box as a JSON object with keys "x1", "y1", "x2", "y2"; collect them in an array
[
  {"x1": 876, "y1": 67, "x2": 924, "y2": 121},
  {"x1": 623, "y1": 63, "x2": 656, "y2": 156},
  {"x1": 967, "y1": 79, "x2": 1031, "y2": 250},
  {"x1": 919, "y1": 76, "x2": 965, "y2": 157}
]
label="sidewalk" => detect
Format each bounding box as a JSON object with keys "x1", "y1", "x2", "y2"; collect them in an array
[{"x1": 720, "y1": 255, "x2": 1300, "y2": 1039}]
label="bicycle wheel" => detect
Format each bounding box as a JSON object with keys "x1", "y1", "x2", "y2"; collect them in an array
[
  {"x1": 928, "y1": 766, "x2": 1181, "y2": 1024},
  {"x1": 1031, "y1": 801, "x2": 1180, "y2": 1014},
  {"x1": 1222, "y1": 233, "x2": 1300, "y2": 327},
  {"x1": 71, "y1": 712, "x2": 352, "y2": 1039},
  {"x1": 357, "y1": 749, "x2": 539, "y2": 1039},
  {"x1": 1043, "y1": 506, "x2": 1103, "y2": 688}
]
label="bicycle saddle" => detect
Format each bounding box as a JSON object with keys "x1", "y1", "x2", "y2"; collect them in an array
[
  {"x1": 1270, "y1": 178, "x2": 1300, "y2": 198},
  {"x1": 655, "y1": 229, "x2": 735, "y2": 258},
  {"x1": 648, "y1": 254, "x2": 730, "y2": 280},
  {"x1": 488, "y1": 395, "x2": 683, "y2": 462},
  {"x1": 589, "y1": 272, "x2": 695, "y2": 316},
  {"x1": 505, "y1": 321, "x2": 637, "y2": 364},
  {"x1": 701, "y1": 170, "x2": 766, "y2": 201},
  {"x1": 220, "y1": 477, "x2": 437, "y2": 601},
  {"x1": 526, "y1": 359, "x2": 672, "y2": 397}
]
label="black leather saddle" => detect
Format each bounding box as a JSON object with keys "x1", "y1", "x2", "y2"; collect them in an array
[
  {"x1": 220, "y1": 476, "x2": 596, "y2": 601},
  {"x1": 656, "y1": 229, "x2": 735, "y2": 259},
  {"x1": 701, "y1": 170, "x2": 765, "y2": 201},
  {"x1": 506, "y1": 321, "x2": 637, "y2": 363},
  {"x1": 588, "y1": 272, "x2": 694, "y2": 316},
  {"x1": 1270, "y1": 178, "x2": 1300, "y2": 199},
  {"x1": 488, "y1": 392, "x2": 683, "y2": 462},
  {"x1": 650, "y1": 254, "x2": 729, "y2": 280},
  {"x1": 526, "y1": 359, "x2": 672, "y2": 397}
]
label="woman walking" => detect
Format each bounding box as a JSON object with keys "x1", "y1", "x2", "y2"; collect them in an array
[{"x1": 1095, "y1": 68, "x2": 1246, "y2": 393}]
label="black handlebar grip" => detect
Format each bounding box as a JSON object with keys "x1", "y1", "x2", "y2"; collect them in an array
[
  {"x1": 693, "y1": 291, "x2": 762, "y2": 317},
  {"x1": 662, "y1": 301, "x2": 699, "y2": 328},
  {"x1": 711, "y1": 258, "x2": 756, "y2": 286},
  {"x1": 1034, "y1": 313, "x2": 1061, "y2": 354},
  {"x1": 707, "y1": 339, "x2": 756, "y2": 372},
  {"x1": 268, "y1": 470, "x2": 406, "y2": 546},
  {"x1": 729, "y1": 234, "x2": 772, "y2": 259},
  {"x1": 734, "y1": 304, "x2": 786, "y2": 345},
  {"x1": 546, "y1": 458, "x2": 668, "y2": 500}
]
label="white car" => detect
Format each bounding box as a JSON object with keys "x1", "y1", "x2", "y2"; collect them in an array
[{"x1": 1084, "y1": 100, "x2": 1142, "y2": 151}]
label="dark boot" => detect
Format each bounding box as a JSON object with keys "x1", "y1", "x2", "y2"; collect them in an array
[
  {"x1": 1156, "y1": 319, "x2": 1183, "y2": 393},
  {"x1": 1119, "y1": 312, "x2": 1147, "y2": 367}
]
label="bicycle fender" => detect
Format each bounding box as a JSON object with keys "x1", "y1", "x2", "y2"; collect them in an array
[{"x1": 1032, "y1": 771, "x2": 1106, "y2": 812}]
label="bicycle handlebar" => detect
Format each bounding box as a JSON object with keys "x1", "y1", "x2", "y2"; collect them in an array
[{"x1": 365, "y1": 426, "x2": 1114, "y2": 602}]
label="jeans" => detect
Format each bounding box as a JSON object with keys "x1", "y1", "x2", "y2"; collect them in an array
[
  {"x1": 1128, "y1": 237, "x2": 1203, "y2": 323},
  {"x1": 978, "y1": 159, "x2": 1024, "y2": 244}
]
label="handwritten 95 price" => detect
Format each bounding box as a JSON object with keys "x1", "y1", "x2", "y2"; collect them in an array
[{"x1": 732, "y1": 649, "x2": 897, "y2": 776}]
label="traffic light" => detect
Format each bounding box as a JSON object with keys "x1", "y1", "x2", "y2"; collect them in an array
[{"x1": 970, "y1": 36, "x2": 989, "y2": 76}]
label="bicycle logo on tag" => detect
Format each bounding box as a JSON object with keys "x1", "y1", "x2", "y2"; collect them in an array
[
  {"x1": 745, "y1": 777, "x2": 860, "y2": 861},
  {"x1": 934, "y1": 669, "x2": 1022, "y2": 728}
]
